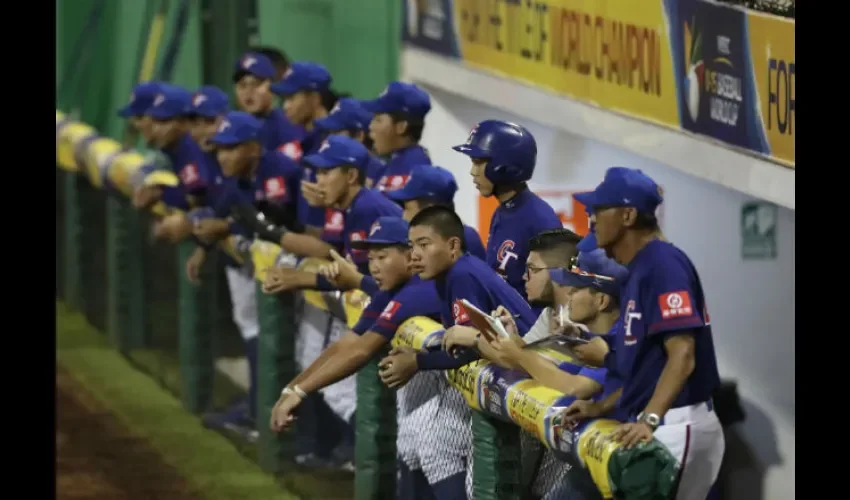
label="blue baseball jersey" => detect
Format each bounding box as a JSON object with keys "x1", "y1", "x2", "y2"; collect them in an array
[
  {"x1": 258, "y1": 108, "x2": 305, "y2": 161},
  {"x1": 366, "y1": 153, "x2": 387, "y2": 187},
  {"x1": 463, "y1": 225, "x2": 486, "y2": 260},
  {"x1": 212, "y1": 150, "x2": 301, "y2": 219},
  {"x1": 352, "y1": 276, "x2": 442, "y2": 340},
  {"x1": 374, "y1": 144, "x2": 431, "y2": 193},
  {"x1": 159, "y1": 133, "x2": 213, "y2": 209},
  {"x1": 196, "y1": 151, "x2": 244, "y2": 269},
  {"x1": 417, "y1": 254, "x2": 538, "y2": 371},
  {"x1": 612, "y1": 239, "x2": 720, "y2": 421},
  {"x1": 343, "y1": 188, "x2": 404, "y2": 274},
  {"x1": 486, "y1": 188, "x2": 563, "y2": 300}
]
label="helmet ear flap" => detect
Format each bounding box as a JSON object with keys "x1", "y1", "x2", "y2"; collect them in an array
[{"x1": 486, "y1": 161, "x2": 531, "y2": 185}]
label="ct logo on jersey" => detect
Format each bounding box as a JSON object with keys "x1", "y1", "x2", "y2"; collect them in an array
[
  {"x1": 496, "y1": 240, "x2": 519, "y2": 272},
  {"x1": 623, "y1": 300, "x2": 641, "y2": 346}
]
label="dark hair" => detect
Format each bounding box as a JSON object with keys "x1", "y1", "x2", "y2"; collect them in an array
[
  {"x1": 528, "y1": 228, "x2": 581, "y2": 268},
  {"x1": 320, "y1": 88, "x2": 345, "y2": 112},
  {"x1": 389, "y1": 112, "x2": 425, "y2": 142},
  {"x1": 409, "y1": 205, "x2": 465, "y2": 245},
  {"x1": 415, "y1": 198, "x2": 455, "y2": 212},
  {"x1": 340, "y1": 164, "x2": 367, "y2": 186},
  {"x1": 588, "y1": 288, "x2": 620, "y2": 313},
  {"x1": 632, "y1": 211, "x2": 660, "y2": 231},
  {"x1": 249, "y1": 46, "x2": 290, "y2": 79}
]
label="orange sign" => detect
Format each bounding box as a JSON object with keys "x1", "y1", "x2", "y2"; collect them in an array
[{"x1": 477, "y1": 189, "x2": 591, "y2": 245}]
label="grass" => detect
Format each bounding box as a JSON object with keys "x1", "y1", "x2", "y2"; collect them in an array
[{"x1": 56, "y1": 301, "x2": 298, "y2": 500}]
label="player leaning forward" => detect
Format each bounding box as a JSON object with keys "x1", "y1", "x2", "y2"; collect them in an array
[{"x1": 567, "y1": 167, "x2": 724, "y2": 500}]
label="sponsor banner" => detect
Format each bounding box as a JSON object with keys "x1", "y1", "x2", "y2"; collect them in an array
[{"x1": 404, "y1": 0, "x2": 794, "y2": 167}]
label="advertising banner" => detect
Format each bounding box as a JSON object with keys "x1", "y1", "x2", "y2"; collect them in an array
[{"x1": 403, "y1": 0, "x2": 795, "y2": 167}]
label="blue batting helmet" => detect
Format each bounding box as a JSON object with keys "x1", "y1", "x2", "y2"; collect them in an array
[{"x1": 452, "y1": 120, "x2": 537, "y2": 184}]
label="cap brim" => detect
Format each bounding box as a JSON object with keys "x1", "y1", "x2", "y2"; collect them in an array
[
  {"x1": 146, "y1": 108, "x2": 180, "y2": 119},
  {"x1": 208, "y1": 133, "x2": 245, "y2": 146},
  {"x1": 117, "y1": 106, "x2": 137, "y2": 118},
  {"x1": 385, "y1": 186, "x2": 419, "y2": 202},
  {"x1": 193, "y1": 109, "x2": 223, "y2": 119},
  {"x1": 360, "y1": 98, "x2": 393, "y2": 114},
  {"x1": 350, "y1": 238, "x2": 408, "y2": 250},
  {"x1": 452, "y1": 143, "x2": 489, "y2": 158},
  {"x1": 576, "y1": 232, "x2": 598, "y2": 252},
  {"x1": 314, "y1": 115, "x2": 349, "y2": 131},
  {"x1": 572, "y1": 191, "x2": 598, "y2": 209},
  {"x1": 303, "y1": 153, "x2": 343, "y2": 169},
  {"x1": 233, "y1": 69, "x2": 274, "y2": 82},
  {"x1": 270, "y1": 81, "x2": 301, "y2": 96}
]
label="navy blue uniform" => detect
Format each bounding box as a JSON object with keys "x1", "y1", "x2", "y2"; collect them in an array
[
  {"x1": 160, "y1": 133, "x2": 214, "y2": 209},
  {"x1": 341, "y1": 188, "x2": 403, "y2": 275},
  {"x1": 375, "y1": 144, "x2": 431, "y2": 193}
]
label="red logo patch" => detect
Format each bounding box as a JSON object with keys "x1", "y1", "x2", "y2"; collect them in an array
[
  {"x1": 325, "y1": 209, "x2": 344, "y2": 232},
  {"x1": 264, "y1": 176, "x2": 286, "y2": 199},
  {"x1": 380, "y1": 300, "x2": 402, "y2": 321},
  {"x1": 377, "y1": 175, "x2": 409, "y2": 192},
  {"x1": 452, "y1": 300, "x2": 470, "y2": 324},
  {"x1": 659, "y1": 291, "x2": 694, "y2": 319},
  {"x1": 278, "y1": 141, "x2": 303, "y2": 161},
  {"x1": 180, "y1": 163, "x2": 199, "y2": 185}
]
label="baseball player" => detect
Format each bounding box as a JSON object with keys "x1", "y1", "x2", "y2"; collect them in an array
[
  {"x1": 255, "y1": 136, "x2": 402, "y2": 293},
  {"x1": 379, "y1": 205, "x2": 537, "y2": 499},
  {"x1": 360, "y1": 82, "x2": 432, "y2": 193},
  {"x1": 231, "y1": 51, "x2": 304, "y2": 161},
  {"x1": 117, "y1": 80, "x2": 165, "y2": 149},
  {"x1": 566, "y1": 167, "x2": 724, "y2": 500},
  {"x1": 313, "y1": 97, "x2": 387, "y2": 188},
  {"x1": 452, "y1": 120, "x2": 563, "y2": 312}
]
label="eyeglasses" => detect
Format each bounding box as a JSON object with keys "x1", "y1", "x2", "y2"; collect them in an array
[{"x1": 524, "y1": 264, "x2": 552, "y2": 279}]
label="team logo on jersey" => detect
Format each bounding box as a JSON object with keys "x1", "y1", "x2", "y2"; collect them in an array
[
  {"x1": 496, "y1": 240, "x2": 519, "y2": 272},
  {"x1": 452, "y1": 300, "x2": 470, "y2": 324},
  {"x1": 264, "y1": 176, "x2": 286, "y2": 199},
  {"x1": 369, "y1": 221, "x2": 382, "y2": 237},
  {"x1": 325, "y1": 209, "x2": 344, "y2": 232},
  {"x1": 278, "y1": 141, "x2": 303, "y2": 160},
  {"x1": 623, "y1": 300, "x2": 641, "y2": 346},
  {"x1": 659, "y1": 291, "x2": 693, "y2": 319},
  {"x1": 242, "y1": 56, "x2": 257, "y2": 69},
  {"x1": 180, "y1": 163, "x2": 199, "y2": 185},
  {"x1": 380, "y1": 300, "x2": 401, "y2": 321},
  {"x1": 192, "y1": 93, "x2": 207, "y2": 108}
]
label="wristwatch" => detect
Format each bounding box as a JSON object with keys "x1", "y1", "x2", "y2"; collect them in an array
[{"x1": 637, "y1": 412, "x2": 661, "y2": 431}]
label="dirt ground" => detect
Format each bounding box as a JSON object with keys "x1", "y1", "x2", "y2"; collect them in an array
[{"x1": 56, "y1": 367, "x2": 204, "y2": 500}]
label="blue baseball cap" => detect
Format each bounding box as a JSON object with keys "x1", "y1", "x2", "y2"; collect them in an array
[
  {"x1": 387, "y1": 164, "x2": 457, "y2": 204},
  {"x1": 270, "y1": 62, "x2": 331, "y2": 96},
  {"x1": 145, "y1": 85, "x2": 193, "y2": 120},
  {"x1": 191, "y1": 86, "x2": 229, "y2": 118},
  {"x1": 314, "y1": 98, "x2": 374, "y2": 131},
  {"x1": 232, "y1": 52, "x2": 276, "y2": 81},
  {"x1": 304, "y1": 135, "x2": 370, "y2": 170},
  {"x1": 549, "y1": 249, "x2": 628, "y2": 296},
  {"x1": 574, "y1": 167, "x2": 663, "y2": 214},
  {"x1": 118, "y1": 81, "x2": 165, "y2": 117},
  {"x1": 360, "y1": 82, "x2": 431, "y2": 119},
  {"x1": 350, "y1": 216, "x2": 410, "y2": 249},
  {"x1": 207, "y1": 111, "x2": 263, "y2": 146}
]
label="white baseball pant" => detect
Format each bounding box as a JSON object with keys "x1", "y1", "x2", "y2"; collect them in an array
[
  {"x1": 419, "y1": 381, "x2": 472, "y2": 484},
  {"x1": 396, "y1": 371, "x2": 443, "y2": 472},
  {"x1": 225, "y1": 267, "x2": 259, "y2": 342},
  {"x1": 654, "y1": 401, "x2": 725, "y2": 500}
]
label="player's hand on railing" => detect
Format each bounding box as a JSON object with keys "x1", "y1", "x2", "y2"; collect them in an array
[
  {"x1": 442, "y1": 325, "x2": 480, "y2": 352},
  {"x1": 562, "y1": 399, "x2": 602, "y2": 425},
  {"x1": 262, "y1": 266, "x2": 300, "y2": 294},
  {"x1": 132, "y1": 185, "x2": 162, "y2": 209},
  {"x1": 193, "y1": 218, "x2": 230, "y2": 244},
  {"x1": 318, "y1": 249, "x2": 363, "y2": 290},
  {"x1": 155, "y1": 213, "x2": 193, "y2": 243},
  {"x1": 186, "y1": 247, "x2": 207, "y2": 285},
  {"x1": 378, "y1": 346, "x2": 419, "y2": 389},
  {"x1": 300, "y1": 180, "x2": 326, "y2": 207}
]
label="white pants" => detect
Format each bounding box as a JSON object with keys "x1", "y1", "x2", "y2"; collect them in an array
[
  {"x1": 294, "y1": 301, "x2": 357, "y2": 422},
  {"x1": 654, "y1": 401, "x2": 725, "y2": 500},
  {"x1": 225, "y1": 267, "x2": 259, "y2": 342},
  {"x1": 420, "y1": 383, "x2": 471, "y2": 483}
]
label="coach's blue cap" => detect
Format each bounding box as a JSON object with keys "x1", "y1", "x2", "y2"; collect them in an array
[
  {"x1": 270, "y1": 62, "x2": 331, "y2": 96},
  {"x1": 549, "y1": 249, "x2": 628, "y2": 296},
  {"x1": 574, "y1": 167, "x2": 663, "y2": 214},
  {"x1": 314, "y1": 98, "x2": 373, "y2": 131},
  {"x1": 361, "y1": 82, "x2": 431, "y2": 119},
  {"x1": 350, "y1": 216, "x2": 410, "y2": 249},
  {"x1": 387, "y1": 164, "x2": 457, "y2": 204},
  {"x1": 208, "y1": 111, "x2": 263, "y2": 146},
  {"x1": 145, "y1": 85, "x2": 193, "y2": 119},
  {"x1": 118, "y1": 81, "x2": 165, "y2": 117},
  {"x1": 304, "y1": 135, "x2": 369, "y2": 170},
  {"x1": 232, "y1": 52, "x2": 276, "y2": 81},
  {"x1": 191, "y1": 86, "x2": 229, "y2": 118}
]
